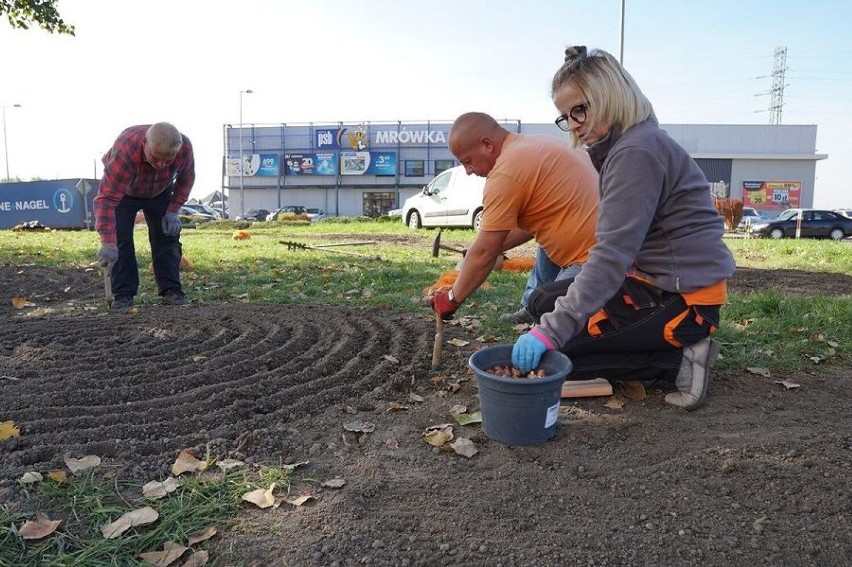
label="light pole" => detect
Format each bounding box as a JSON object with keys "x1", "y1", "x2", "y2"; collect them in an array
[
  {"x1": 239, "y1": 89, "x2": 253, "y2": 217},
  {"x1": 2, "y1": 103, "x2": 22, "y2": 181}
]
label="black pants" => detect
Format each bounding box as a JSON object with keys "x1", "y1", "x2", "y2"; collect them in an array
[
  {"x1": 113, "y1": 189, "x2": 182, "y2": 298},
  {"x1": 528, "y1": 277, "x2": 720, "y2": 383}
]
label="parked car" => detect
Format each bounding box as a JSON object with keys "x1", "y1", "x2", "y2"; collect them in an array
[
  {"x1": 266, "y1": 206, "x2": 307, "y2": 221},
  {"x1": 749, "y1": 208, "x2": 852, "y2": 240},
  {"x1": 178, "y1": 206, "x2": 217, "y2": 223},
  {"x1": 401, "y1": 165, "x2": 485, "y2": 230},
  {"x1": 306, "y1": 207, "x2": 326, "y2": 222},
  {"x1": 183, "y1": 203, "x2": 225, "y2": 220},
  {"x1": 386, "y1": 208, "x2": 402, "y2": 218},
  {"x1": 737, "y1": 207, "x2": 764, "y2": 231},
  {"x1": 235, "y1": 209, "x2": 271, "y2": 222}
]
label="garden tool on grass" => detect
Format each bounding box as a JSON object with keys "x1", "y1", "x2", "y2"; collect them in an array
[
  {"x1": 431, "y1": 229, "x2": 466, "y2": 258},
  {"x1": 280, "y1": 240, "x2": 382, "y2": 260}
]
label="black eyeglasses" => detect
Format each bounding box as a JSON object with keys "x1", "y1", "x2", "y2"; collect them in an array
[{"x1": 555, "y1": 103, "x2": 589, "y2": 131}]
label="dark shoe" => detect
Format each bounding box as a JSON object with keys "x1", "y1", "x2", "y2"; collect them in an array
[
  {"x1": 161, "y1": 290, "x2": 190, "y2": 306},
  {"x1": 499, "y1": 307, "x2": 534, "y2": 324},
  {"x1": 110, "y1": 296, "x2": 134, "y2": 310},
  {"x1": 665, "y1": 338, "x2": 720, "y2": 410}
]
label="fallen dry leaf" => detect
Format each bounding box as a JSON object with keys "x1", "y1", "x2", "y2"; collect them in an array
[
  {"x1": 171, "y1": 450, "x2": 207, "y2": 476},
  {"x1": 423, "y1": 424, "x2": 454, "y2": 447},
  {"x1": 138, "y1": 541, "x2": 188, "y2": 566},
  {"x1": 382, "y1": 354, "x2": 399, "y2": 363},
  {"x1": 182, "y1": 550, "x2": 210, "y2": 567},
  {"x1": 343, "y1": 421, "x2": 376, "y2": 433},
  {"x1": 142, "y1": 477, "x2": 180, "y2": 499},
  {"x1": 387, "y1": 401, "x2": 408, "y2": 412},
  {"x1": 216, "y1": 458, "x2": 245, "y2": 472},
  {"x1": 808, "y1": 355, "x2": 823, "y2": 364},
  {"x1": 408, "y1": 393, "x2": 425, "y2": 403},
  {"x1": 449, "y1": 404, "x2": 467, "y2": 415},
  {"x1": 64, "y1": 454, "x2": 101, "y2": 474},
  {"x1": 18, "y1": 514, "x2": 61, "y2": 540},
  {"x1": 344, "y1": 404, "x2": 358, "y2": 414},
  {"x1": 746, "y1": 366, "x2": 771, "y2": 378},
  {"x1": 386, "y1": 438, "x2": 400, "y2": 449},
  {"x1": 774, "y1": 380, "x2": 801, "y2": 390},
  {"x1": 452, "y1": 411, "x2": 483, "y2": 426},
  {"x1": 448, "y1": 338, "x2": 469, "y2": 347},
  {"x1": 0, "y1": 420, "x2": 21, "y2": 440},
  {"x1": 242, "y1": 484, "x2": 277, "y2": 509},
  {"x1": 48, "y1": 470, "x2": 68, "y2": 483},
  {"x1": 604, "y1": 397, "x2": 626, "y2": 410},
  {"x1": 448, "y1": 382, "x2": 462, "y2": 394},
  {"x1": 281, "y1": 460, "x2": 309, "y2": 471},
  {"x1": 187, "y1": 526, "x2": 217, "y2": 546},
  {"x1": 10, "y1": 296, "x2": 27, "y2": 309},
  {"x1": 19, "y1": 471, "x2": 43, "y2": 484},
  {"x1": 101, "y1": 506, "x2": 159, "y2": 539},
  {"x1": 321, "y1": 477, "x2": 346, "y2": 489},
  {"x1": 623, "y1": 381, "x2": 647, "y2": 400},
  {"x1": 286, "y1": 494, "x2": 317, "y2": 507},
  {"x1": 191, "y1": 355, "x2": 208, "y2": 363},
  {"x1": 450, "y1": 437, "x2": 478, "y2": 458}
]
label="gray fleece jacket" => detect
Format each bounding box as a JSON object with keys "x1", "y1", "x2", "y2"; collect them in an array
[{"x1": 537, "y1": 119, "x2": 736, "y2": 348}]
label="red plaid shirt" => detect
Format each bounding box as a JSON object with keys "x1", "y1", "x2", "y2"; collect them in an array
[{"x1": 94, "y1": 125, "x2": 195, "y2": 245}]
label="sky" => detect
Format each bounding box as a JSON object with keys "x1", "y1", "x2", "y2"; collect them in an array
[{"x1": 0, "y1": 0, "x2": 849, "y2": 208}]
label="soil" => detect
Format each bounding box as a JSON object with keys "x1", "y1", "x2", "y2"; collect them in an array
[{"x1": 1, "y1": 263, "x2": 850, "y2": 566}]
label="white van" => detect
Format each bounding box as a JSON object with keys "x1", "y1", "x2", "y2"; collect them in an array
[{"x1": 401, "y1": 166, "x2": 485, "y2": 230}]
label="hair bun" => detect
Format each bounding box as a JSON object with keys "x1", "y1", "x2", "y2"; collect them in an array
[{"x1": 564, "y1": 45, "x2": 587, "y2": 64}]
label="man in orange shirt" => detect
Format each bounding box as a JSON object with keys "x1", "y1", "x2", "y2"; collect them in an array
[{"x1": 430, "y1": 112, "x2": 599, "y2": 321}]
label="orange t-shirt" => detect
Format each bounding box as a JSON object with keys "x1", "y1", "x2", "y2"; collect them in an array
[{"x1": 480, "y1": 133, "x2": 599, "y2": 267}]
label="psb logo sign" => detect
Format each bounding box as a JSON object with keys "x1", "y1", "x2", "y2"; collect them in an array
[
  {"x1": 53, "y1": 188, "x2": 74, "y2": 214},
  {"x1": 315, "y1": 129, "x2": 338, "y2": 149}
]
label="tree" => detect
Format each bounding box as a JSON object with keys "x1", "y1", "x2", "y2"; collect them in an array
[{"x1": 1, "y1": 0, "x2": 74, "y2": 35}]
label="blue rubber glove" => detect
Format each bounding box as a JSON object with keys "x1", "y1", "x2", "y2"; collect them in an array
[
  {"x1": 161, "y1": 211, "x2": 182, "y2": 236},
  {"x1": 512, "y1": 332, "x2": 549, "y2": 373}
]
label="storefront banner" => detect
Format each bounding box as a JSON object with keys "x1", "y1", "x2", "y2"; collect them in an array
[
  {"x1": 0, "y1": 179, "x2": 97, "y2": 229},
  {"x1": 742, "y1": 180, "x2": 801, "y2": 208},
  {"x1": 225, "y1": 154, "x2": 279, "y2": 176},
  {"x1": 340, "y1": 151, "x2": 397, "y2": 176},
  {"x1": 315, "y1": 129, "x2": 339, "y2": 150},
  {"x1": 285, "y1": 152, "x2": 338, "y2": 176}
]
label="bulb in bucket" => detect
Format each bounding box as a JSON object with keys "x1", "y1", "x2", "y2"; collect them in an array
[{"x1": 468, "y1": 345, "x2": 572, "y2": 446}]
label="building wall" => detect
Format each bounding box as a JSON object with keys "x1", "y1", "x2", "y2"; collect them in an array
[{"x1": 221, "y1": 121, "x2": 825, "y2": 219}]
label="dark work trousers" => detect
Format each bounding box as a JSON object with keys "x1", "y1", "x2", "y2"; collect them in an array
[
  {"x1": 112, "y1": 189, "x2": 183, "y2": 299},
  {"x1": 528, "y1": 277, "x2": 721, "y2": 383}
]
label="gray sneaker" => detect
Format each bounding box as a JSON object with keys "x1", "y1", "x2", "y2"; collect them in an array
[
  {"x1": 499, "y1": 307, "x2": 534, "y2": 324},
  {"x1": 665, "y1": 337, "x2": 721, "y2": 410}
]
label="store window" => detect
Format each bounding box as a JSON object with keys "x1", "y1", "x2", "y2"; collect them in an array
[
  {"x1": 363, "y1": 192, "x2": 397, "y2": 218},
  {"x1": 435, "y1": 159, "x2": 456, "y2": 174},
  {"x1": 405, "y1": 160, "x2": 425, "y2": 177}
]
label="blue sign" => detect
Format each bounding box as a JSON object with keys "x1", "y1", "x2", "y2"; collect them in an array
[
  {"x1": 0, "y1": 179, "x2": 98, "y2": 229},
  {"x1": 285, "y1": 152, "x2": 338, "y2": 176},
  {"x1": 340, "y1": 151, "x2": 397, "y2": 176},
  {"x1": 257, "y1": 154, "x2": 280, "y2": 176},
  {"x1": 315, "y1": 129, "x2": 339, "y2": 149}
]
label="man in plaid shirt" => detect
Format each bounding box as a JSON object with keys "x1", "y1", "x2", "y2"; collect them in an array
[{"x1": 94, "y1": 122, "x2": 195, "y2": 309}]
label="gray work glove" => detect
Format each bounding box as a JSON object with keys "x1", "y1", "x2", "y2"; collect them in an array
[
  {"x1": 97, "y1": 243, "x2": 118, "y2": 267},
  {"x1": 161, "y1": 211, "x2": 182, "y2": 237}
]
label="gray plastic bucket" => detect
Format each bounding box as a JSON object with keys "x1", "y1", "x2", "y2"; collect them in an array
[{"x1": 468, "y1": 344, "x2": 572, "y2": 446}]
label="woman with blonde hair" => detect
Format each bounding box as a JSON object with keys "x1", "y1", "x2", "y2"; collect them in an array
[{"x1": 513, "y1": 46, "x2": 735, "y2": 410}]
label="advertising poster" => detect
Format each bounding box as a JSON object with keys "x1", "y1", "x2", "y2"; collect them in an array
[
  {"x1": 226, "y1": 154, "x2": 278, "y2": 176},
  {"x1": 285, "y1": 153, "x2": 338, "y2": 176},
  {"x1": 340, "y1": 151, "x2": 397, "y2": 176},
  {"x1": 742, "y1": 180, "x2": 801, "y2": 209}
]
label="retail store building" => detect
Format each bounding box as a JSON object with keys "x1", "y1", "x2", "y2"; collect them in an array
[{"x1": 221, "y1": 121, "x2": 826, "y2": 219}]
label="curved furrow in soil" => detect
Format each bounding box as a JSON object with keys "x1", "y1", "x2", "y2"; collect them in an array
[{"x1": 0, "y1": 304, "x2": 434, "y2": 479}]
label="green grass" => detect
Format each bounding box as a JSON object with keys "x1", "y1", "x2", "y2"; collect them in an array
[{"x1": 0, "y1": 466, "x2": 293, "y2": 567}]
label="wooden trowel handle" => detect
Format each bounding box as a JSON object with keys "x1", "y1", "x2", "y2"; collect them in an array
[{"x1": 431, "y1": 312, "x2": 444, "y2": 370}]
